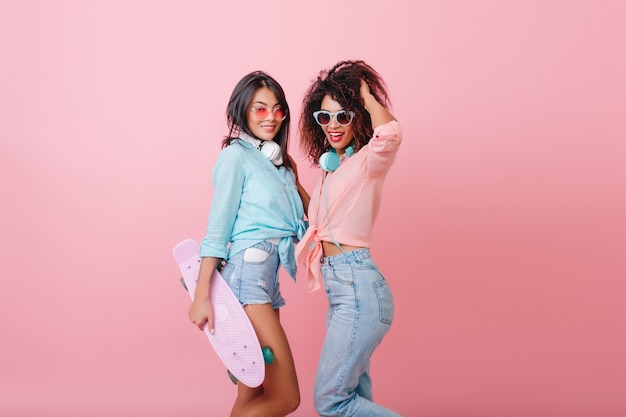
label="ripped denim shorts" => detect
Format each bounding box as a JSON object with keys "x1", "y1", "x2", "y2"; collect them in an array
[{"x1": 220, "y1": 240, "x2": 285, "y2": 309}]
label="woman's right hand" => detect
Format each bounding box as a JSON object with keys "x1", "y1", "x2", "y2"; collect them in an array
[
  {"x1": 188, "y1": 256, "x2": 220, "y2": 333},
  {"x1": 189, "y1": 296, "x2": 215, "y2": 333}
]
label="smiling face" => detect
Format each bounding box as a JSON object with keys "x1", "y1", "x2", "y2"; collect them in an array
[
  {"x1": 319, "y1": 95, "x2": 355, "y2": 155},
  {"x1": 247, "y1": 87, "x2": 284, "y2": 141}
]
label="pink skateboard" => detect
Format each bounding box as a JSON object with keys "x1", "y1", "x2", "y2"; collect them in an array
[{"x1": 173, "y1": 238, "x2": 266, "y2": 388}]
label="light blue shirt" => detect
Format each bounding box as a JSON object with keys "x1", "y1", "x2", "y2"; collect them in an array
[{"x1": 199, "y1": 139, "x2": 307, "y2": 280}]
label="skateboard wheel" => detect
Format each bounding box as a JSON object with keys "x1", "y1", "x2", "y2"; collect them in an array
[
  {"x1": 180, "y1": 277, "x2": 188, "y2": 291},
  {"x1": 262, "y1": 346, "x2": 275, "y2": 364},
  {"x1": 227, "y1": 348, "x2": 273, "y2": 385},
  {"x1": 227, "y1": 369, "x2": 238, "y2": 385}
]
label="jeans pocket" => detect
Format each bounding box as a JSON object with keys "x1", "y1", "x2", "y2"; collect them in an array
[
  {"x1": 243, "y1": 246, "x2": 270, "y2": 263},
  {"x1": 372, "y1": 279, "x2": 394, "y2": 325}
]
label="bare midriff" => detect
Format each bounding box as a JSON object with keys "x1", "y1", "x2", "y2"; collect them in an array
[{"x1": 322, "y1": 241, "x2": 365, "y2": 257}]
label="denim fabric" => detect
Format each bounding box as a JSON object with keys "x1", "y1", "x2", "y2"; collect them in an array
[
  {"x1": 220, "y1": 240, "x2": 285, "y2": 309},
  {"x1": 200, "y1": 139, "x2": 307, "y2": 280},
  {"x1": 314, "y1": 248, "x2": 402, "y2": 417}
]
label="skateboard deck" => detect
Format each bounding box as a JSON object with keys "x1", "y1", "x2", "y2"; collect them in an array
[{"x1": 173, "y1": 238, "x2": 265, "y2": 388}]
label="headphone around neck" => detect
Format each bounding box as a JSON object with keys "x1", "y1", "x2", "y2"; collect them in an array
[
  {"x1": 239, "y1": 132, "x2": 283, "y2": 166},
  {"x1": 319, "y1": 146, "x2": 354, "y2": 172}
]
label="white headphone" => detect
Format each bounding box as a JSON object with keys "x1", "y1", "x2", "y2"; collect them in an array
[{"x1": 239, "y1": 132, "x2": 283, "y2": 166}]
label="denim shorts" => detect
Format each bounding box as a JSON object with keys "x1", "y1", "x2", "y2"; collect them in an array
[{"x1": 220, "y1": 240, "x2": 285, "y2": 309}]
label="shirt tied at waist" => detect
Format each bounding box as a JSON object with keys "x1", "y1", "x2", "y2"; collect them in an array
[
  {"x1": 295, "y1": 225, "x2": 323, "y2": 292},
  {"x1": 279, "y1": 218, "x2": 308, "y2": 281}
]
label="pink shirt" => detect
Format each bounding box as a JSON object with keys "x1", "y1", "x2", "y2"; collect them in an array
[{"x1": 296, "y1": 120, "x2": 402, "y2": 291}]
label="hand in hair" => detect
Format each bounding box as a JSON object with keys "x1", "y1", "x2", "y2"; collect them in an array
[
  {"x1": 360, "y1": 78, "x2": 395, "y2": 127},
  {"x1": 360, "y1": 79, "x2": 372, "y2": 108}
]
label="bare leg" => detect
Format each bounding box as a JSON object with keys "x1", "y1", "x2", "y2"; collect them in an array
[
  {"x1": 231, "y1": 385, "x2": 263, "y2": 415},
  {"x1": 230, "y1": 304, "x2": 300, "y2": 417}
]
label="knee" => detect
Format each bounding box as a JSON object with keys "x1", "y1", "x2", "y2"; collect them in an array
[
  {"x1": 284, "y1": 393, "x2": 300, "y2": 414},
  {"x1": 315, "y1": 389, "x2": 356, "y2": 417},
  {"x1": 314, "y1": 391, "x2": 335, "y2": 417},
  {"x1": 314, "y1": 403, "x2": 335, "y2": 417},
  {"x1": 314, "y1": 402, "x2": 329, "y2": 416},
  {"x1": 273, "y1": 383, "x2": 300, "y2": 415},
  {"x1": 272, "y1": 389, "x2": 299, "y2": 416}
]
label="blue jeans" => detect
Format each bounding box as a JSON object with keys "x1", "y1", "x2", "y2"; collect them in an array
[{"x1": 314, "y1": 249, "x2": 402, "y2": 417}]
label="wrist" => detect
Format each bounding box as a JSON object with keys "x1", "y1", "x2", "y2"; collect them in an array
[{"x1": 362, "y1": 92, "x2": 376, "y2": 110}]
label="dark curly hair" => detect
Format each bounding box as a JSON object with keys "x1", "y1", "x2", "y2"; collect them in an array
[
  {"x1": 222, "y1": 70, "x2": 292, "y2": 170},
  {"x1": 299, "y1": 60, "x2": 391, "y2": 166}
]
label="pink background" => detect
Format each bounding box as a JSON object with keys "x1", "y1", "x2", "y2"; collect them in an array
[{"x1": 1, "y1": 1, "x2": 625, "y2": 416}]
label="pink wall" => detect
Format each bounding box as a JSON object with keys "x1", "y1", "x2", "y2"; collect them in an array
[{"x1": 1, "y1": 1, "x2": 625, "y2": 416}]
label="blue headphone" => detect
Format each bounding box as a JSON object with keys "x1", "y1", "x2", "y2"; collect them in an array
[{"x1": 319, "y1": 146, "x2": 354, "y2": 172}]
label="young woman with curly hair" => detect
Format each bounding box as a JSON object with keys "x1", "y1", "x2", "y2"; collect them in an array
[{"x1": 296, "y1": 60, "x2": 403, "y2": 417}]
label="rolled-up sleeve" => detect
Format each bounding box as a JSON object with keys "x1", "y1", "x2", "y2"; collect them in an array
[
  {"x1": 199, "y1": 149, "x2": 244, "y2": 258},
  {"x1": 367, "y1": 120, "x2": 402, "y2": 177}
]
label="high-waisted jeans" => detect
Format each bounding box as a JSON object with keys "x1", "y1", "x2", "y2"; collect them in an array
[{"x1": 314, "y1": 248, "x2": 402, "y2": 417}]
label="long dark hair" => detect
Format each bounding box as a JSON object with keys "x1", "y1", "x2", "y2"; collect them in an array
[
  {"x1": 299, "y1": 60, "x2": 391, "y2": 166},
  {"x1": 222, "y1": 71, "x2": 292, "y2": 170}
]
